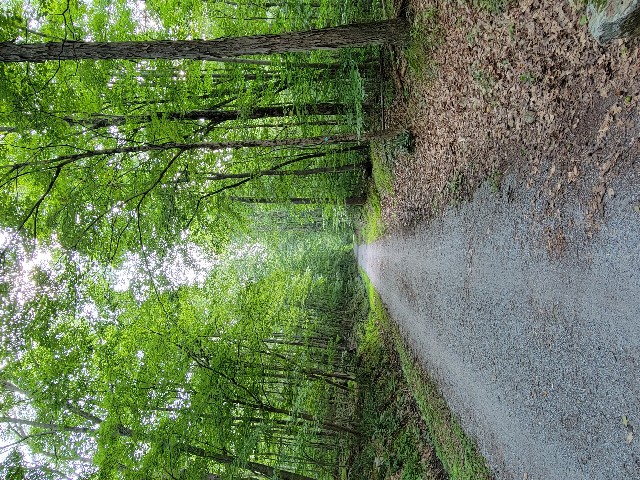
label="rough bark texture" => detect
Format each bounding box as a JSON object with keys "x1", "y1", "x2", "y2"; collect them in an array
[
  {"x1": 589, "y1": 0, "x2": 640, "y2": 43},
  {"x1": 0, "y1": 19, "x2": 410, "y2": 63}
]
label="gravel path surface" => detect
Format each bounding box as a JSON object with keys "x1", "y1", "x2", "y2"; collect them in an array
[{"x1": 357, "y1": 172, "x2": 640, "y2": 480}]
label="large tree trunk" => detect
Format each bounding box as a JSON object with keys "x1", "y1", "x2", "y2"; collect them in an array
[{"x1": 0, "y1": 19, "x2": 410, "y2": 63}]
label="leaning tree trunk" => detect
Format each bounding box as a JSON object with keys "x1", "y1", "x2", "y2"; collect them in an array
[
  {"x1": 0, "y1": 19, "x2": 410, "y2": 63},
  {"x1": 10, "y1": 130, "x2": 398, "y2": 170}
]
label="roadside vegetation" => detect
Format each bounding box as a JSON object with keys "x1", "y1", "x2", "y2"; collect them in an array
[{"x1": 344, "y1": 268, "x2": 491, "y2": 480}]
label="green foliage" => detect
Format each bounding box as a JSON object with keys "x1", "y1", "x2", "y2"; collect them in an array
[
  {"x1": 348, "y1": 274, "x2": 445, "y2": 480},
  {"x1": 0, "y1": 0, "x2": 396, "y2": 478},
  {"x1": 360, "y1": 185, "x2": 385, "y2": 244},
  {"x1": 519, "y1": 72, "x2": 537, "y2": 84},
  {"x1": 0, "y1": 230, "x2": 360, "y2": 478},
  {"x1": 0, "y1": 0, "x2": 381, "y2": 263},
  {"x1": 406, "y1": 7, "x2": 445, "y2": 78}
]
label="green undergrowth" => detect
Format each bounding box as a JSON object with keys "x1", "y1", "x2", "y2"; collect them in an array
[
  {"x1": 360, "y1": 184, "x2": 385, "y2": 243},
  {"x1": 354, "y1": 272, "x2": 493, "y2": 480},
  {"x1": 357, "y1": 132, "x2": 407, "y2": 243},
  {"x1": 346, "y1": 271, "x2": 445, "y2": 480}
]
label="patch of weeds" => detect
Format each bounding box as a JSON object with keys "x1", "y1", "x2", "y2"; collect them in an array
[
  {"x1": 431, "y1": 198, "x2": 440, "y2": 216},
  {"x1": 387, "y1": 130, "x2": 414, "y2": 155},
  {"x1": 518, "y1": 72, "x2": 536, "y2": 85},
  {"x1": 406, "y1": 7, "x2": 445, "y2": 79},
  {"x1": 348, "y1": 274, "x2": 446, "y2": 480},
  {"x1": 589, "y1": 0, "x2": 608, "y2": 10},
  {"x1": 358, "y1": 131, "x2": 408, "y2": 242},
  {"x1": 446, "y1": 172, "x2": 466, "y2": 199},
  {"x1": 466, "y1": 27, "x2": 479, "y2": 46},
  {"x1": 361, "y1": 185, "x2": 385, "y2": 243},
  {"x1": 488, "y1": 169, "x2": 503, "y2": 193},
  {"x1": 470, "y1": 63, "x2": 495, "y2": 94}
]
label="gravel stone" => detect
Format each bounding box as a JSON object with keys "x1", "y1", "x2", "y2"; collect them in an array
[{"x1": 357, "y1": 170, "x2": 640, "y2": 480}]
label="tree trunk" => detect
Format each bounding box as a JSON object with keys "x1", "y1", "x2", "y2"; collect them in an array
[
  {"x1": 65, "y1": 103, "x2": 345, "y2": 129},
  {"x1": 11, "y1": 131, "x2": 394, "y2": 170},
  {"x1": 0, "y1": 416, "x2": 92, "y2": 434},
  {"x1": 200, "y1": 162, "x2": 367, "y2": 181},
  {"x1": 178, "y1": 443, "x2": 315, "y2": 480},
  {"x1": 0, "y1": 19, "x2": 410, "y2": 63},
  {"x1": 230, "y1": 196, "x2": 366, "y2": 206}
]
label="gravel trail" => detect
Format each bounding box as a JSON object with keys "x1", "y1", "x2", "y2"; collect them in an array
[{"x1": 357, "y1": 173, "x2": 640, "y2": 480}]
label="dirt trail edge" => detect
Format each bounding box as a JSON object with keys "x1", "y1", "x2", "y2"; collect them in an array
[{"x1": 357, "y1": 173, "x2": 640, "y2": 480}]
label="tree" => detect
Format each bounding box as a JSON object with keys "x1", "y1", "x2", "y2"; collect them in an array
[
  {"x1": 0, "y1": 19, "x2": 410, "y2": 63},
  {"x1": 0, "y1": 240, "x2": 358, "y2": 479}
]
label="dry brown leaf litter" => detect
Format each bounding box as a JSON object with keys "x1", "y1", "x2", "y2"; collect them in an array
[{"x1": 381, "y1": 0, "x2": 640, "y2": 248}]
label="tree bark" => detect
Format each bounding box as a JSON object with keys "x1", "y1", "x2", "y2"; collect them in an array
[
  {"x1": 65, "y1": 103, "x2": 344, "y2": 129},
  {"x1": 199, "y1": 162, "x2": 367, "y2": 181},
  {"x1": 177, "y1": 443, "x2": 315, "y2": 480},
  {"x1": 0, "y1": 19, "x2": 410, "y2": 63}
]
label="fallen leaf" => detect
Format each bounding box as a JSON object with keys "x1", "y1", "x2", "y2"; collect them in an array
[
  {"x1": 623, "y1": 415, "x2": 629, "y2": 427},
  {"x1": 626, "y1": 431, "x2": 634, "y2": 444}
]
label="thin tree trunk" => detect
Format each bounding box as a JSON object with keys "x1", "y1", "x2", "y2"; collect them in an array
[
  {"x1": 64, "y1": 103, "x2": 344, "y2": 129},
  {"x1": 199, "y1": 162, "x2": 367, "y2": 181},
  {"x1": 0, "y1": 416, "x2": 93, "y2": 434},
  {"x1": 8, "y1": 131, "x2": 395, "y2": 171},
  {"x1": 0, "y1": 19, "x2": 410, "y2": 62},
  {"x1": 178, "y1": 444, "x2": 315, "y2": 480},
  {"x1": 230, "y1": 196, "x2": 366, "y2": 206}
]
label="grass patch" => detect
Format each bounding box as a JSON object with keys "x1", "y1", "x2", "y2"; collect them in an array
[
  {"x1": 406, "y1": 7, "x2": 446, "y2": 78},
  {"x1": 355, "y1": 272, "x2": 492, "y2": 480},
  {"x1": 360, "y1": 184, "x2": 385, "y2": 244},
  {"x1": 357, "y1": 132, "x2": 401, "y2": 243},
  {"x1": 473, "y1": 0, "x2": 510, "y2": 13}
]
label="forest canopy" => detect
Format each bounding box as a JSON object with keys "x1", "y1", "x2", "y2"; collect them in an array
[{"x1": 0, "y1": 0, "x2": 397, "y2": 478}]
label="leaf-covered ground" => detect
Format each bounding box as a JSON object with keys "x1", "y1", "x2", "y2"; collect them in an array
[{"x1": 382, "y1": 0, "x2": 639, "y2": 247}]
